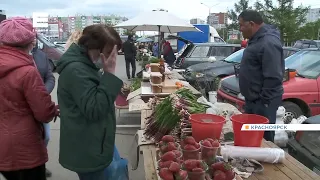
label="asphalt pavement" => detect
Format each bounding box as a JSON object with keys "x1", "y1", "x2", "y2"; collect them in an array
[{"x1": 0, "y1": 55, "x2": 145, "y2": 180}]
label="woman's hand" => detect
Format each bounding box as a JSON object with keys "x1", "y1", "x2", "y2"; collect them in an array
[{"x1": 102, "y1": 45, "x2": 117, "y2": 74}]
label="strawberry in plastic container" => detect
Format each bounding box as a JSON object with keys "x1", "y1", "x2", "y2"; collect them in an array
[{"x1": 200, "y1": 138, "x2": 220, "y2": 165}]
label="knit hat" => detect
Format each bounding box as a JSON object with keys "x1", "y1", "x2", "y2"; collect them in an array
[{"x1": 0, "y1": 17, "x2": 36, "y2": 46}]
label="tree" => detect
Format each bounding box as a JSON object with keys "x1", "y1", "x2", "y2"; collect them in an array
[
  {"x1": 123, "y1": 30, "x2": 135, "y2": 36},
  {"x1": 258, "y1": 0, "x2": 309, "y2": 43},
  {"x1": 217, "y1": 28, "x2": 228, "y2": 40},
  {"x1": 227, "y1": 0, "x2": 251, "y2": 30},
  {"x1": 298, "y1": 20, "x2": 320, "y2": 39}
]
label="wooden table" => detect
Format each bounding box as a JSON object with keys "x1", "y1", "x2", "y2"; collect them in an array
[{"x1": 139, "y1": 110, "x2": 320, "y2": 180}]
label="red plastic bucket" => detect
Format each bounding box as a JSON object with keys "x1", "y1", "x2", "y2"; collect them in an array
[
  {"x1": 231, "y1": 114, "x2": 269, "y2": 147},
  {"x1": 189, "y1": 114, "x2": 226, "y2": 142}
]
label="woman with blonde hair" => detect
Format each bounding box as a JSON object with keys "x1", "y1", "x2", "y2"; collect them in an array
[{"x1": 65, "y1": 30, "x2": 82, "y2": 50}]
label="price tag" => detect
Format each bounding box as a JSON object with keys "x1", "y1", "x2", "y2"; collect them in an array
[{"x1": 129, "y1": 103, "x2": 150, "y2": 111}]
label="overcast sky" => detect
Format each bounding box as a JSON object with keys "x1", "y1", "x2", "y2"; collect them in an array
[{"x1": 1, "y1": 0, "x2": 320, "y2": 21}]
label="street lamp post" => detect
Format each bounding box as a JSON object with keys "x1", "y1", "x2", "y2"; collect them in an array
[{"x1": 201, "y1": 2, "x2": 220, "y2": 16}]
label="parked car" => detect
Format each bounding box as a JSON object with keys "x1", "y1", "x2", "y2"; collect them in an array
[
  {"x1": 287, "y1": 115, "x2": 320, "y2": 174},
  {"x1": 37, "y1": 34, "x2": 64, "y2": 71},
  {"x1": 183, "y1": 47, "x2": 299, "y2": 93},
  {"x1": 173, "y1": 43, "x2": 241, "y2": 69},
  {"x1": 293, "y1": 39, "x2": 320, "y2": 49},
  {"x1": 217, "y1": 48, "x2": 320, "y2": 121}
]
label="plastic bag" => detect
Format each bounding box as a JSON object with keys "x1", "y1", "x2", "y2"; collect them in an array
[
  {"x1": 274, "y1": 106, "x2": 289, "y2": 147},
  {"x1": 104, "y1": 146, "x2": 129, "y2": 180}
]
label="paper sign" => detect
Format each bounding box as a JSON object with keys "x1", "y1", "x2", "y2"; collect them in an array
[
  {"x1": 126, "y1": 88, "x2": 141, "y2": 101},
  {"x1": 129, "y1": 103, "x2": 150, "y2": 111}
]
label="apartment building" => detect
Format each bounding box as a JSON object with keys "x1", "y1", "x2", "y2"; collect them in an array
[
  {"x1": 207, "y1": 12, "x2": 227, "y2": 29},
  {"x1": 190, "y1": 18, "x2": 205, "y2": 24},
  {"x1": 306, "y1": 8, "x2": 320, "y2": 23}
]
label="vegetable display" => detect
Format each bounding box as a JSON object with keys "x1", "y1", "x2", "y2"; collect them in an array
[
  {"x1": 144, "y1": 88, "x2": 209, "y2": 142},
  {"x1": 130, "y1": 78, "x2": 142, "y2": 91}
]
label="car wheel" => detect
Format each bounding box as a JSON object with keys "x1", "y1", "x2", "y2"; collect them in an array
[{"x1": 282, "y1": 101, "x2": 303, "y2": 124}]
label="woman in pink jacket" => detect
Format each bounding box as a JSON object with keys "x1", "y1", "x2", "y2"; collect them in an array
[{"x1": 0, "y1": 17, "x2": 59, "y2": 180}]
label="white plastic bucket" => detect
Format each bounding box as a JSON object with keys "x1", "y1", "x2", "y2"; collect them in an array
[{"x1": 208, "y1": 91, "x2": 217, "y2": 103}]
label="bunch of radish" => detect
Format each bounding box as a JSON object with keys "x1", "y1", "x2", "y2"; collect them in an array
[{"x1": 210, "y1": 161, "x2": 235, "y2": 180}]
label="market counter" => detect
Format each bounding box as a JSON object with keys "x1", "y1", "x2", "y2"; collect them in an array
[{"x1": 139, "y1": 110, "x2": 320, "y2": 180}]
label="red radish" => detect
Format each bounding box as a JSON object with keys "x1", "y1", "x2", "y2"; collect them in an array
[
  {"x1": 183, "y1": 136, "x2": 196, "y2": 145},
  {"x1": 159, "y1": 160, "x2": 174, "y2": 168},
  {"x1": 161, "y1": 151, "x2": 176, "y2": 161},
  {"x1": 161, "y1": 135, "x2": 175, "y2": 142},
  {"x1": 167, "y1": 142, "x2": 177, "y2": 151},
  {"x1": 201, "y1": 140, "x2": 212, "y2": 147},
  {"x1": 183, "y1": 144, "x2": 197, "y2": 150},
  {"x1": 192, "y1": 168, "x2": 204, "y2": 172},
  {"x1": 174, "y1": 170, "x2": 188, "y2": 180},
  {"x1": 159, "y1": 168, "x2": 174, "y2": 180},
  {"x1": 168, "y1": 162, "x2": 180, "y2": 172}
]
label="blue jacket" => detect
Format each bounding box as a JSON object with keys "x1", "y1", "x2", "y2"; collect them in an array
[
  {"x1": 239, "y1": 24, "x2": 284, "y2": 104},
  {"x1": 32, "y1": 48, "x2": 55, "y2": 93}
]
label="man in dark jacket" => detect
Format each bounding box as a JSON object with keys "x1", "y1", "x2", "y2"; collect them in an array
[
  {"x1": 162, "y1": 40, "x2": 175, "y2": 66},
  {"x1": 122, "y1": 35, "x2": 137, "y2": 79},
  {"x1": 238, "y1": 10, "x2": 284, "y2": 142},
  {"x1": 32, "y1": 40, "x2": 56, "y2": 177}
]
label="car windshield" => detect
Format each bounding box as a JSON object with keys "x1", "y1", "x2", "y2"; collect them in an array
[
  {"x1": 283, "y1": 49, "x2": 298, "y2": 58},
  {"x1": 285, "y1": 50, "x2": 320, "y2": 78},
  {"x1": 190, "y1": 46, "x2": 210, "y2": 57},
  {"x1": 224, "y1": 49, "x2": 245, "y2": 63},
  {"x1": 208, "y1": 46, "x2": 235, "y2": 57}
]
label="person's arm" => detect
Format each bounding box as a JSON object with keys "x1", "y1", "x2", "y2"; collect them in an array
[
  {"x1": 132, "y1": 43, "x2": 137, "y2": 56},
  {"x1": 44, "y1": 56, "x2": 56, "y2": 93},
  {"x1": 260, "y1": 40, "x2": 284, "y2": 105},
  {"x1": 23, "y1": 68, "x2": 56, "y2": 123},
  {"x1": 68, "y1": 65, "x2": 123, "y2": 122}
]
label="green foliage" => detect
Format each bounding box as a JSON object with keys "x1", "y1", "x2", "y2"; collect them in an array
[
  {"x1": 227, "y1": 39, "x2": 242, "y2": 44},
  {"x1": 226, "y1": 0, "x2": 310, "y2": 43}
]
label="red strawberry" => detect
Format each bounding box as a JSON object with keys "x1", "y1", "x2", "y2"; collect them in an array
[
  {"x1": 160, "y1": 145, "x2": 168, "y2": 153},
  {"x1": 161, "y1": 151, "x2": 176, "y2": 161},
  {"x1": 158, "y1": 160, "x2": 174, "y2": 168},
  {"x1": 225, "y1": 169, "x2": 235, "y2": 179},
  {"x1": 201, "y1": 140, "x2": 212, "y2": 147},
  {"x1": 194, "y1": 143, "x2": 200, "y2": 149},
  {"x1": 183, "y1": 144, "x2": 197, "y2": 150},
  {"x1": 162, "y1": 135, "x2": 175, "y2": 142},
  {"x1": 207, "y1": 138, "x2": 215, "y2": 144},
  {"x1": 159, "y1": 168, "x2": 174, "y2": 180},
  {"x1": 184, "y1": 159, "x2": 198, "y2": 171},
  {"x1": 183, "y1": 136, "x2": 196, "y2": 145},
  {"x1": 167, "y1": 142, "x2": 177, "y2": 151},
  {"x1": 211, "y1": 162, "x2": 225, "y2": 171},
  {"x1": 174, "y1": 170, "x2": 188, "y2": 180},
  {"x1": 192, "y1": 168, "x2": 204, "y2": 172},
  {"x1": 172, "y1": 150, "x2": 182, "y2": 158},
  {"x1": 159, "y1": 141, "x2": 165, "y2": 147},
  {"x1": 213, "y1": 170, "x2": 227, "y2": 180},
  {"x1": 211, "y1": 140, "x2": 220, "y2": 147},
  {"x1": 168, "y1": 162, "x2": 180, "y2": 173}
]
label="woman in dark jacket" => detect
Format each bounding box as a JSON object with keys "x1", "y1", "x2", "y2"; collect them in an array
[
  {"x1": 32, "y1": 40, "x2": 56, "y2": 177},
  {"x1": 0, "y1": 17, "x2": 58, "y2": 180}
]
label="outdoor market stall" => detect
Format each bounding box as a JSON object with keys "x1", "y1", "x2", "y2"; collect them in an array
[{"x1": 138, "y1": 109, "x2": 319, "y2": 180}]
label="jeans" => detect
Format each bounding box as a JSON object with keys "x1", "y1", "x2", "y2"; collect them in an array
[
  {"x1": 244, "y1": 97, "x2": 282, "y2": 142},
  {"x1": 43, "y1": 123, "x2": 50, "y2": 147},
  {"x1": 77, "y1": 169, "x2": 105, "y2": 180}
]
